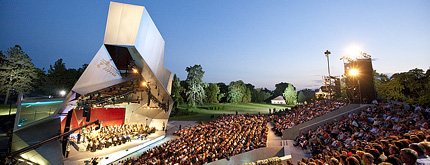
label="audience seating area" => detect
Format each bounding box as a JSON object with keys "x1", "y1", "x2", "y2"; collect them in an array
[{"x1": 110, "y1": 101, "x2": 430, "y2": 165}]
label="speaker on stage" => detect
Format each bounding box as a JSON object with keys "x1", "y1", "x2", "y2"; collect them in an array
[
  {"x1": 344, "y1": 59, "x2": 376, "y2": 103},
  {"x1": 356, "y1": 59, "x2": 376, "y2": 103},
  {"x1": 83, "y1": 106, "x2": 89, "y2": 117},
  {"x1": 86, "y1": 108, "x2": 91, "y2": 122},
  {"x1": 84, "y1": 105, "x2": 91, "y2": 122}
]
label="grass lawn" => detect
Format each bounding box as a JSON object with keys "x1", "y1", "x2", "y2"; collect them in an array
[
  {"x1": 0, "y1": 104, "x2": 17, "y2": 116},
  {"x1": 2, "y1": 102, "x2": 291, "y2": 124},
  {"x1": 169, "y1": 103, "x2": 292, "y2": 122}
]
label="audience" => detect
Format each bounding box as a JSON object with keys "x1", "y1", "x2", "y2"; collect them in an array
[
  {"x1": 270, "y1": 100, "x2": 347, "y2": 136},
  {"x1": 108, "y1": 100, "x2": 430, "y2": 165},
  {"x1": 113, "y1": 115, "x2": 268, "y2": 164},
  {"x1": 291, "y1": 102, "x2": 430, "y2": 165}
]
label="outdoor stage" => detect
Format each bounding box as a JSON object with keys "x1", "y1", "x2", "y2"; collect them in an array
[{"x1": 64, "y1": 131, "x2": 166, "y2": 165}]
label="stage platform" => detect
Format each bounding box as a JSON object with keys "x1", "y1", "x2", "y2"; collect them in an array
[{"x1": 64, "y1": 131, "x2": 166, "y2": 165}]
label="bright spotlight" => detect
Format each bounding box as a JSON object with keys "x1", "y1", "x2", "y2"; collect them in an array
[
  {"x1": 59, "y1": 90, "x2": 66, "y2": 96},
  {"x1": 132, "y1": 68, "x2": 138, "y2": 73},
  {"x1": 142, "y1": 81, "x2": 147, "y2": 87},
  {"x1": 349, "y1": 69, "x2": 359, "y2": 76},
  {"x1": 345, "y1": 45, "x2": 362, "y2": 60}
]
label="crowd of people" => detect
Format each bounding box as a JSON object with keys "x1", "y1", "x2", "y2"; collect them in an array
[
  {"x1": 270, "y1": 100, "x2": 348, "y2": 136},
  {"x1": 74, "y1": 124, "x2": 156, "y2": 152},
  {"x1": 101, "y1": 100, "x2": 430, "y2": 165},
  {"x1": 294, "y1": 103, "x2": 430, "y2": 165},
  {"x1": 115, "y1": 115, "x2": 268, "y2": 164}
]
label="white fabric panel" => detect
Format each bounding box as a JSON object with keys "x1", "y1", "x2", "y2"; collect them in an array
[
  {"x1": 135, "y1": 9, "x2": 165, "y2": 78},
  {"x1": 156, "y1": 67, "x2": 172, "y2": 90},
  {"x1": 166, "y1": 72, "x2": 173, "y2": 94},
  {"x1": 72, "y1": 78, "x2": 131, "y2": 96},
  {"x1": 104, "y1": 2, "x2": 144, "y2": 46},
  {"x1": 72, "y1": 45, "x2": 122, "y2": 95}
]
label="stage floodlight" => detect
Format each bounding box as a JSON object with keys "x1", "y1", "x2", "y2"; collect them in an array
[
  {"x1": 59, "y1": 90, "x2": 66, "y2": 96},
  {"x1": 349, "y1": 69, "x2": 359, "y2": 76}
]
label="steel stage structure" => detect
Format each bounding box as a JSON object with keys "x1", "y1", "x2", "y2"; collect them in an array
[{"x1": 10, "y1": 2, "x2": 173, "y2": 164}]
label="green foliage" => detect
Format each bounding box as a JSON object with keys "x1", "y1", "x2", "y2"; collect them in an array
[
  {"x1": 243, "y1": 88, "x2": 252, "y2": 103},
  {"x1": 254, "y1": 88, "x2": 272, "y2": 103},
  {"x1": 0, "y1": 45, "x2": 37, "y2": 104},
  {"x1": 185, "y1": 65, "x2": 205, "y2": 107},
  {"x1": 227, "y1": 87, "x2": 242, "y2": 103},
  {"x1": 205, "y1": 83, "x2": 220, "y2": 103},
  {"x1": 299, "y1": 89, "x2": 315, "y2": 103},
  {"x1": 273, "y1": 82, "x2": 289, "y2": 97},
  {"x1": 44, "y1": 59, "x2": 86, "y2": 96},
  {"x1": 204, "y1": 105, "x2": 225, "y2": 110},
  {"x1": 216, "y1": 82, "x2": 228, "y2": 103},
  {"x1": 282, "y1": 84, "x2": 297, "y2": 105},
  {"x1": 227, "y1": 80, "x2": 248, "y2": 103},
  {"x1": 297, "y1": 91, "x2": 306, "y2": 103},
  {"x1": 171, "y1": 74, "x2": 185, "y2": 108},
  {"x1": 375, "y1": 68, "x2": 430, "y2": 105}
]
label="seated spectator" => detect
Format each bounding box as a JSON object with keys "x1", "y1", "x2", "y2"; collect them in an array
[
  {"x1": 363, "y1": 153, "x2": 375, "y2": 165},
  {"x1": 409, "y1": 143, "x2": 430, "y2": 165},
  {"x1": 400, "y1": 148, "x2": 418, "y2": 165},
  {"x1": 116, "y1": 115, "x2": 268, "y2": 164}
]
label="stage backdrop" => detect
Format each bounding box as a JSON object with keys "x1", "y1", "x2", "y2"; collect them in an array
[{"x1": 61, "y1": 108, "x2": 126, "y2": 132}]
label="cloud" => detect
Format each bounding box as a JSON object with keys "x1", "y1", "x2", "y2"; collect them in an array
[
  {"x1": 371, "y1": 58, "x2": 378, "y2": 61},
  {"x1": 304, "y1": 84, "x2": 320, "y2": 90},
  {"x1": 312, "y1": 80, "x2": 322, "y2": 83}
]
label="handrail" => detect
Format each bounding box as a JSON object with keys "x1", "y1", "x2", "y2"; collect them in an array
[{"x1": 9, "y1": 120, "x2": 100, "y2": 158}]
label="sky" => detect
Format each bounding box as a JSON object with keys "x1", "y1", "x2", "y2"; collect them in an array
[{"x1": 1, "y1": 0, "x2": 429, "y2": 90}]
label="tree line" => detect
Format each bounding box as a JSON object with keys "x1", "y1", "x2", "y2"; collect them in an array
[
  {"x1": 374, "y1": 68, "x2": 430, "y2": 106},
  {"x1": 171, "y1": 64, "x2": 306, "y2": 109},
  {"x1": 2, "y1": 45, "x2": 427, "y2": 107},
  {"x1": 0, "y1": 45, "x2": 87, "y2": 104}
]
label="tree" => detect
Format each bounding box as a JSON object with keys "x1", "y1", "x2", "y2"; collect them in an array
[
  {"x1": 185, "y1": 65, "x2": 205, "y2": 107},
  {"x1": 243, "y1": 88, "x2": 252, "y2": 103},
  {"x1": 32, "y1": 68, "x2": 48, "y2": 95},
  {"x1": 205, "y1": 83, "x2": 220, "y2": 103},
  {"x1": 171, "y1": 74, "x2": 184, "y2": 108},
  {"x1": 227, "y1": 80, "x2": 247, "y2": 103},
  {"x1": 283, "y1": 84, "x2": 297, "y2": 105},
  {"x1": 273, "y1": 82, "x2": 290, "y2": 97},
  {"x1": 217, "y1": 82, "x2": 228, "y2": 103},
  {"x1": 377, "y1": 78, "x2": 406, "y2": 101},
  {"x1": 254, "y1": 88, "x2": 272, "y2": 103},
  {"x1": 375, "y1": 68, "x2": 430, "y2": 105},
  {"x1": 299, "y1": 89, "x2": 315, "y2": 103},
  {"x1": 0, "y1": 45, "x2": 37, "y2": 104},
  {"x1": 297, "y1": 91, "x2": 306, "y2": 103},
  {"x1": 45, "y1": 59, "x2": 80, "y2": 96}
]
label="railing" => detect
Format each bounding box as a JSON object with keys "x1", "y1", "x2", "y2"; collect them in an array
[{"x1": 16, "y1": 100, "x2": 63, "y2": 128}]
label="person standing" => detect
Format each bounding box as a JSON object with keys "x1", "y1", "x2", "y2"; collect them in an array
[
  {"x1": 65, "y1": 143, "x2": 71, "y2": 158},
  {"x1": 77, "y1": 133, "x2": 81, "y2": 144}
]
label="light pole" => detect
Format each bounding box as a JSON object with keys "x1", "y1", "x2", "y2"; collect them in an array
[{"x1": 324, "y1": 50, "x2": 332, "y2": 99}]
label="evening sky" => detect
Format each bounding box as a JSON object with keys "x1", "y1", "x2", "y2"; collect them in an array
[{"x1": 0, "y1": 0, "x2": 429, "y2": 90}]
